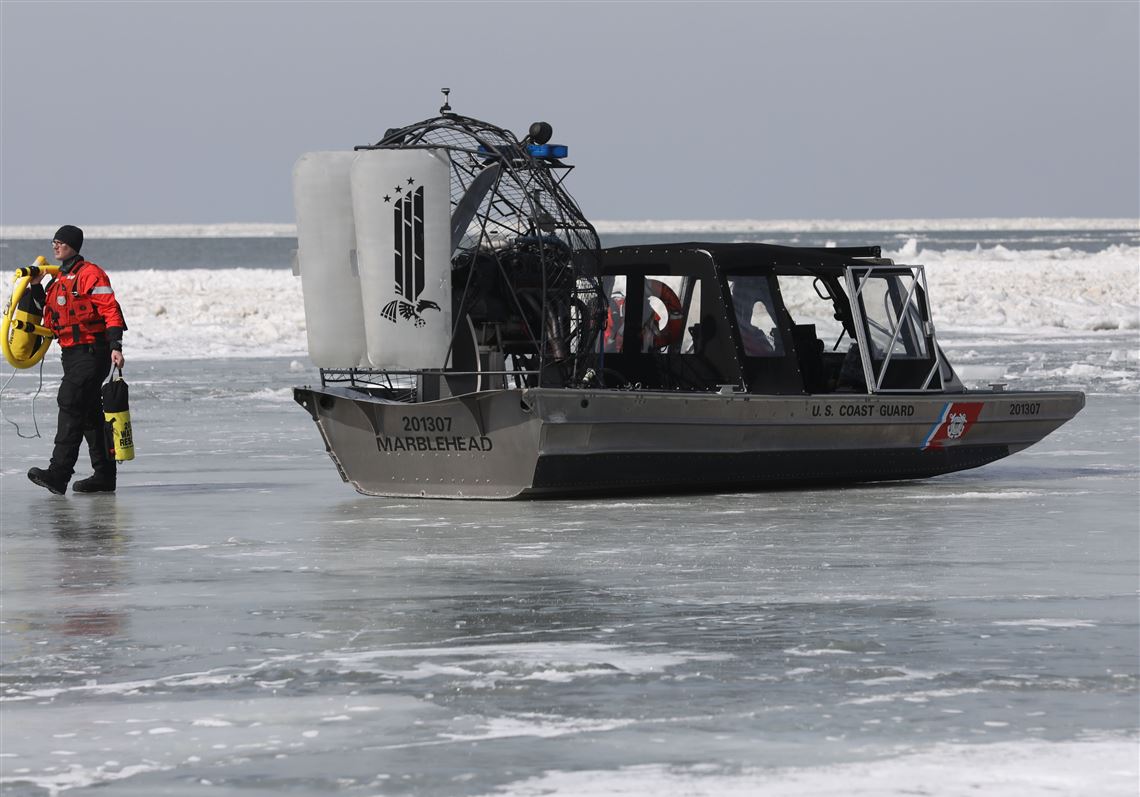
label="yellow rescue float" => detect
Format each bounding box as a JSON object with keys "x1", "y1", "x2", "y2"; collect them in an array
[{"x1": 2, "y1": 256, "x2": 59, "y2": 369}]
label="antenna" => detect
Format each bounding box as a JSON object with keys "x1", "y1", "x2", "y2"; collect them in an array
[{"x1": 440, "y1": 87, "x2": 452, "y2": 115}]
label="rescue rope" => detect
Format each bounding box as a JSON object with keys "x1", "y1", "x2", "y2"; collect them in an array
[{"x1": 0, "y1": 358, "x2": 46, "y2": 439}]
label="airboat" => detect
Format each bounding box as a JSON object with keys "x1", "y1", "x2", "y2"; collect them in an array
[{"x1": 291, "y1": 93, "x2": 1084, "y2": 499}]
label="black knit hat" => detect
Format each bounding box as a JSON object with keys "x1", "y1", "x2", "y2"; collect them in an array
[{"x1": 54, "y1": 225, "x2": 83, "y2": 253}]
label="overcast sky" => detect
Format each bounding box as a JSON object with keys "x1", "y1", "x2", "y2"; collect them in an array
[{"x1": 2, "y1": 1, "x2": 1137, "y2": 225}]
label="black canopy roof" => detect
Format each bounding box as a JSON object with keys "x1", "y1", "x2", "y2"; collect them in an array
[{"x1": 595, "y1": 241, "x2": 890, "y2": 277}]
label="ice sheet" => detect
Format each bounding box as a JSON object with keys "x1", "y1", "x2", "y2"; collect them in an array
[
  {"x1": 2, "y1": 218, "x2": 1136, "y2": 239},
  {"x1": 2, "y1": 244, "x2": 1135, "y2": 364},
  {"x1": 472, "y1": 738, "x2": 1139, "y2": 797}
]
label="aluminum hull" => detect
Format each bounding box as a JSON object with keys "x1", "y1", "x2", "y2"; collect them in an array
[{"x1": 294, "y1": 386, "x2": 1085, "y2": 499}]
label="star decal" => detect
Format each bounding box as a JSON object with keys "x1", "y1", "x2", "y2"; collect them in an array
[{"x1": 384, "y1": 178, "x2": 418, "y2": 202}]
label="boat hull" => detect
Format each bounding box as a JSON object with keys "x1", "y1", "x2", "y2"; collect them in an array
[{"x1": 294, "y1": 387, "x2": 1085, "y2": 499}]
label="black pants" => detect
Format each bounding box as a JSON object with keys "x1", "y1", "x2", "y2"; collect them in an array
[{"x1": 49, "y1": 344, "x2": 115, "y2": 483}]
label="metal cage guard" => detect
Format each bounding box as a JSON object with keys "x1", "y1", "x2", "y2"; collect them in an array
[{"x1": 323, "y1": 106, "x2": 606, "y2": 395}]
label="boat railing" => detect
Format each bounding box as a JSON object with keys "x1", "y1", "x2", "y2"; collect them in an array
[{"x1": 319, "y1": 366, "x2": 543, "y2": 399}]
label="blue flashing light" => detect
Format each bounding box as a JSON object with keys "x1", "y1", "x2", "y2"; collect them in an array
[
  {"x1": 477, "y1": 143, "x2": 569, "y2": 160},
  {"x1": 527, "y1": 144, "x2": 568, "y2": 159}
]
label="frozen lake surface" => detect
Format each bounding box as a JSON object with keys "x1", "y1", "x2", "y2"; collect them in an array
[
  {"x1": 0, "y1": 354, "x2": 1136, "y2": 796},
  {"x1": 1, "y1": 223, "x2": 1137, "y2": 794}
]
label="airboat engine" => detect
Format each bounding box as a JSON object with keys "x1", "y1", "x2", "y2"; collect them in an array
[{"x1": 294, "y1": 94, "x2": 605, "y2": 393}]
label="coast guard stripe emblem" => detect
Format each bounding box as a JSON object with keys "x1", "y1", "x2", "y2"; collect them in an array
[
  {"x1": 923, "y1": 401, "x2": 985, "y2": 449},
  {"x1": 381, "y1": 179, "x2": 441, "y2": 328}
]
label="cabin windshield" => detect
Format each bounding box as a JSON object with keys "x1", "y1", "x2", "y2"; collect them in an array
[
  {"x1": 845, "y1": 264, "x2": 947, "y2": 392},
  {"x1": 855, "y1": 272, "x2": 930, "y2": 359}
]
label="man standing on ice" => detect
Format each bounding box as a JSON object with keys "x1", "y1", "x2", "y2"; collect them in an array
[{"x1": 26, "y1": 225, "x2": 127, "y2": 495}]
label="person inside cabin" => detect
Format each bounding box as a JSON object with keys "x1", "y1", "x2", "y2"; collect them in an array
[
  {"x1": 26, "y1": 225, "x2": 128, "y2": 495},
  {"x1": 730, "y1": 277, "x2": 780, "y2": 356},
  {"x1": 604, "y1": 292, "x2": 625, "y2": 353}
]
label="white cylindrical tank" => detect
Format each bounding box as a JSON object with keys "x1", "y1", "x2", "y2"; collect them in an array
[
  {"x1": 293, "y1": 151, "x2": 367, "y2": 367},
  {"x1": 351, "y1": 148, "x2": 453, "y2": 369}
]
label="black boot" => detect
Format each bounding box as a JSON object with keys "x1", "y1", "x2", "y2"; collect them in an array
[
  {"x1": 28, "y1": 467, "x2": 67, "y2": 495},
  {"x1": 73, "y1": 473, "x2": 116, "y2": 493}
]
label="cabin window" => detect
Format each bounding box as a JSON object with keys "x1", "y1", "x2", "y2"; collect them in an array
[
  {"x1": 640, "y1": 275, "x2": 686, "y2": 353},
  {"x1": 728, "y1": 277, "x2": 784, "y2": 357},
  {"x1": 679, "y1": 278, "x2": 703, "y2": 354},
  {"x1": 857, "y1": 274, "x2": 930, "y2": 358},
  {"x1": 600, "y1": 275, "x2": 695, "y2": 354},
  {"x1": 602, "y1": 275, "x2": 627, "y2": 353},
  {"x1": 775, "y1": 275, "x2": 848, "y2": 351}
]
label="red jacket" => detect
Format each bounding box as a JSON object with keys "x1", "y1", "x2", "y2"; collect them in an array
[{"x1": 43, "y1": 259, "x2": 127, "y2": 348}]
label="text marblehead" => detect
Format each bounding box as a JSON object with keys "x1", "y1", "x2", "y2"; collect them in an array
[{"x1": 377, "y1": 435, "x2": 494, "y2": 454}]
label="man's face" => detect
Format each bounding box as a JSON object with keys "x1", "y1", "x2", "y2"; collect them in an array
[{"x1": 51, "y1": 239, "x2": 75, "y2": 262}]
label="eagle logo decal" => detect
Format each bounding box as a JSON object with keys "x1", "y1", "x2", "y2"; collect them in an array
[
  {"x1": 922, "y1": 402, "x2": 985, "y2": 450},
  {"x1": 946, "y1": 412, "x2": 968, "y2": 439},
  {"x1": 381, "y1": 178, "x2": 441, "y2": 328}
]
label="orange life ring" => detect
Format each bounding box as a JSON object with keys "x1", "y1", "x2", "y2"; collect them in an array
[{"x1": 644, "y1": 278, "x2": 683, "y2": 349}]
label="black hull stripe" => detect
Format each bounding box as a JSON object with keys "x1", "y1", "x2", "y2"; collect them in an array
[{"x1": 526, "y1": 445, "x2": 1010, "y2": 497}]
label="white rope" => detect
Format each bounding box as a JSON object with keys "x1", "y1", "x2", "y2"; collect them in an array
[{"x1": 0, "y1": 361, "x2": 47, "y2": 439}]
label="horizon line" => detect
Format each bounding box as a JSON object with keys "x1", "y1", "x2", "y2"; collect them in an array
[{"x1": 1, "y1": 216, "x2": 1137, "y2": 239}]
